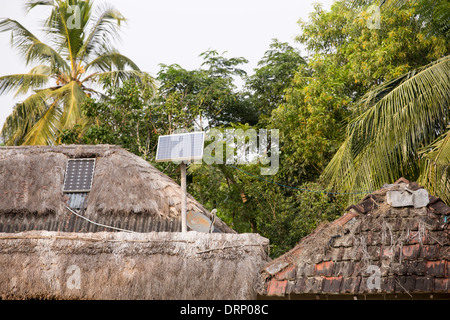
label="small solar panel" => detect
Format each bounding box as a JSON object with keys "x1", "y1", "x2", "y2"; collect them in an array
[
  {"x1": 63, "y1": 159, "x2": 96, "y2": 193},
  {"x1": 156, "y1": 132, "x2": 205, "y2": 162}
]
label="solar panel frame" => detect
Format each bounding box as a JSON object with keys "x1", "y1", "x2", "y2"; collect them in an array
[
  {"x1": 63, "y1": 158, "x2": 96, "y2": 193},
  {"x1": 155, "y1": 132, "x2": 205, "y2": 163}
]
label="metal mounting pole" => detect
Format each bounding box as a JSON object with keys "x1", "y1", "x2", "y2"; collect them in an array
[{"x1": 180, "y1": 162, "x2": 187, "y2": 232}]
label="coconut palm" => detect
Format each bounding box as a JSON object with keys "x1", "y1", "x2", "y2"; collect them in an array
[
  {"x1": 0, "y1": 0, "x2": 155, "y2": 145},
  {"x1": 322, "y1": 55, "x2": 450, "y2": 204}
]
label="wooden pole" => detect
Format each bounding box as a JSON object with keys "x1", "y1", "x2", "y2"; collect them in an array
[{"x1": 180, "y1": 162, "x2": 187, "y2": 232}]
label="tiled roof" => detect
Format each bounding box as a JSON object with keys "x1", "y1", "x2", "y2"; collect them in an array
[{"x1": 260, "y1": 179, "x2": 450, "y2": 298}]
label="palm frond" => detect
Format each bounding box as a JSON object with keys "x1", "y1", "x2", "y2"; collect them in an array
[
  {"x1": 43, "y1": 1, "x2": 92, "y2": 68},
  {"x1": 322, "y1": 55, "x2": 450, "y2": 202},
  {"x1": 1, "y1": 88, "x2": 54, "y2": 145},
  {"x1": 418, "y1": 127, "x2": 450, "y2": 203},
  {"x1": 0, "y1": 18, "x2": 69, "y2": 72},
  {"x1": 78, "y1": 4, "x2": 126, "y2": 62},
  {"x1": 85, "y1": 51, "x2": 140, "y2": 73},
  {"x1": 84, "y1": 70, "x2": 152, "y2": 87},
  {"x1": 22, "y1": 98, "x2": 63, "y2": 145},
  {"x1": 58, "y1": 81, "x2": 88, "y2": 129},
  {"x1": 0, "y1": 73, "x2": 50, "y2": 97},
  {"x1": 24, "y1": 0, "x2": 54, "y2": 12}
]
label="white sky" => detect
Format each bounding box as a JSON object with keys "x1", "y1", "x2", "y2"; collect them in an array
[{"x1": 0, "y1": 0, "x2": 335, "y2": 132}]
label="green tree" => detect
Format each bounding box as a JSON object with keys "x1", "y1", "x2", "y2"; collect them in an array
[
  {"x1": 189, "y1": 157, "x2": 345, "y2": 258},
  {"x1": 0, "y1": 0, "x2": 154, "y2": 145},
  {"x1": 269, "y1": 0, "x2": 449, "y2": 187},
  {"x1": 322, "y1": 55, "x2": 450, "y2": 204},
  {"x1": 59, "y1": 77, "x2": 159, "y2": 161},
  {"x1": 156, "y1": 50, "x2": 257, "y2": 132},
  {"x1": 245, "y1": 39, "x2": 306, "y2": 119},
  {"x1": 311, "y1": 0, "x2": 450, "y2": 204}
]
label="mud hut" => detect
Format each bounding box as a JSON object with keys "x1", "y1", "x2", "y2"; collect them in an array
[
  {"x1": 0, "y1": 231, "x2": 269, "y2": 300},
  {"x1": 0, "y1": 145, "x2": 270, "y2": 300},
  {"x1": 0, "y1": 145, "x2": 233, "y2": 233},
  {"x1": 259, "y1": 178, "x2": 450, "y2": 300}
]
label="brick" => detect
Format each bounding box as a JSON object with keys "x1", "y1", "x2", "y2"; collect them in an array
[
  {"x1": 367, "y1": 232, "x2": 382, "y2": 245},
  {"x1": 407, "y1": 231, "x2": 428, "y2": 244},
  {"x1": 414, "y1": 277, "x2": 434, "y2": 292},
  {"x1": 267, "y1": 279, "x2": 287, "y2": 296},
  {"x1": 419, "y1": 245, "x2": 440, "y2": 260},
  {"x1": 334, "y1": 235, "x2": 354, "y2": 247},
  {"x1": 426, "y1": 260, "x2": 446, "y2": 277},
  {"x1": 322, "y1": 276, "x2": 343, "y2": 294},
  {"x1": 264, "y1": 260, "x2": 289, "y2": 276},
  {"x1": 412, "y1": 261, "x2": 427, "y2": 275},
  {"x1": 333, "y1": 211, "x2": 359, "y2": 227},
  {"x1": 285, "y1": 280, "x2": 296, "y2": 294},
  {"x1": 395, "y1": 276, "x2": 416, "y2": 293},
  {"x1": 359, "y1": 196, "x2": 377, "y2": 213},
  {"x1": 329, "y1": 247, "x2": 344, "y2": 261},
  {"x1": 304, "y1": 277, "x2": 323, "y2": 293},
  {"x1": 359, "y1": 275, "x2": 381, "y2": 293},
  {"x1": 380, "y1": 277, "x2": 395, "y2": 293},
  {"x1": 342, "y1": 247, "x2": 353, "y2": 261},
  {"x1": 382, "y1": 246, "x2": 399, "y2": 260},
  {"x1": 402, "y1": 244, "x2": 421, "y2": 260},
  {"x1": 292, "y1": 277, "x2": 306, "y2": 293},
  {"x1": 275, "y1": 265, "x2": 296, "y2": 281},
  {"x1": 391, "y1": 217, "x2": 404, "y2": 231},
  {"x1": 433, "y1": 278, "x2": 449, "y2": 293},
  {"x1": 386, "y1": 262, "x2": 401, "y2": 276},
  {"x1": 333, "y1": 261, "x2": 354, "y2": 277},
  {"x1": 440, "y1": 245, "x2": 450, "y2": 260},
  {"x1": 297, "y1": 263, "x2": 315, "y2": 277},
  {"x1": 367, "y1": 245, "x2": 381, "y2": 261},
  {"x1": 352, "y1": 261, "x2": 364, "y2": 276},
  {"x1": 430, "y1": 200, "x2": 450, "y2": 215},
  {"x1": 446, "y1": 261, "x2": 449, "y2": 277},
  {"x1": 351, "y1": 246, "x2": 363, "y2": 261},
  {"x1": 315, "y1": 261, "x2": 334, "y2": 277},
  {"x1": 341, "y1": 276, "x2": 361, "y2": 294},
  {"x1": 399, "y1": 261, "x2": 426, "y2": 275},
  {"x1": 360, "y1": 219, "x2": 373, "y2": 232},
  {"x1": 423, "y1": 231, "x2": 441, "y2": 245}
]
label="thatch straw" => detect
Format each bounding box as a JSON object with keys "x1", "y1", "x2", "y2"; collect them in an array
[
  {"x1": 0, "y1": 145, "x2": 234, "y2": 233},
  {"x1": 0, "y1": 231, "x2": 269, "y2": 300}
]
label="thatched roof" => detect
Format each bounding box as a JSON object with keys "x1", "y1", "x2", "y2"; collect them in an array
[
  {"x1": 0, "y1": 231, "x2": 269, "y2": 300},
  {"x1": 259, "y1": 179, "x2": 450, "y2": 300},
  {"x1": 0, "y1": 145, "x2": 234, "y2": 233}
]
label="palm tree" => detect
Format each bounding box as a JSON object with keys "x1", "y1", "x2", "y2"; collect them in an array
[
  {"x1": 322, "y1": 55, "x2": 450, "y2": 204},
  {"x1": 0, "y1": 0, "x2": 155, "y2": 145}
]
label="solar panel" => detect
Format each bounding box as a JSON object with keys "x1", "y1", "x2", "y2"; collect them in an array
[
  {"x1": 63, "y1": 159, "x2": 96, "y2": 193},
  {"x1": 155, "y1": 132, "x2": 205, "y2": 162}
]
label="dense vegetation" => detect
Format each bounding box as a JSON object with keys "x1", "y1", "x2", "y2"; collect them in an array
[{"x1": 1, "y1": 0, "x2": 449, "y2": 257}]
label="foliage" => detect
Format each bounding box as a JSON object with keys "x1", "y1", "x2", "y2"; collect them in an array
[
  {"x1": 189, "y1": 161, "x2": 345, "y2": 258},
  {"x1": 3, "y1": 0, "x2": 449, "y2": 259},
  {"x1": 59, "y1": 77, "x2": 158, "y2": 158},
  {"x1": 0, "y1": 0, "x2": 155, "y2": 145},
  {"x1": 156, "y1": 50, "x2": 257, "y2": 132},
  {"x1": 268, "y1": 0, "x2": 449, "y2": 188},
  {"x1": 322, "y1": 55, "x2": 450, "y2": 203},
  {"x1": 245, "y1": 39, "x2": 306, "y2": 119}
]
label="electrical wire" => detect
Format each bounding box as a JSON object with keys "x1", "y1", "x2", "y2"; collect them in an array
[
  {"x1": 227, "y1": 164, "x2": 373, "y2": 195},
  {"x1": 66, "y1": 206, "x2": 138, "y2": 234}
]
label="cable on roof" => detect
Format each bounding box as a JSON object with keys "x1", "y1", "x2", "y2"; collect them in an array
[
  {"x1": 65, "y1": 206, "x2": 139, "y2": 234},
  {"x1": 227, "y1": 164, "x2": 373, "y2": 195}
]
